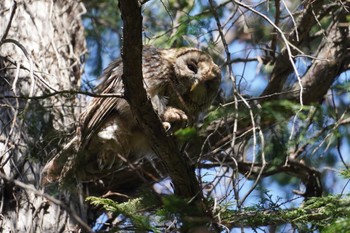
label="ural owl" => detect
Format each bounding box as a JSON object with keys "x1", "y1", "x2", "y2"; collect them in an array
[{"x1": 41, "y1": 46, "x2": 221, "y2": 186}]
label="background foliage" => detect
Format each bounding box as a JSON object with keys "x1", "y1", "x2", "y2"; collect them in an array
[{"x1": 78, "y1": 0, "x2": 350, "y2": 232}]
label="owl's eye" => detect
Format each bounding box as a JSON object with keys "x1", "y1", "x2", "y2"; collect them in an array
[{"x1": 187, "y1": 62, "x2": 198, "y2": 74}]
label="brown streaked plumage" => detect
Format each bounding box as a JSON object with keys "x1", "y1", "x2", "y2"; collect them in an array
[{"x1": 41, "y1": 46, "x2": 221, "y2": 186}]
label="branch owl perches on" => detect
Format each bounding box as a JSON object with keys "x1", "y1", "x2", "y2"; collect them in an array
[{"x1": 41, "y1": 46, "x2": 221, "y2": 187}]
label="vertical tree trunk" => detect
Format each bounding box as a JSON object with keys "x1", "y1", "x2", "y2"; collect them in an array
[{"x1": 0, "y1": 0, "x2": 86, "y2": 231}]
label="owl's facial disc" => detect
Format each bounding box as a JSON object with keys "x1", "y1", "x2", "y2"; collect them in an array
[
  {"x1": 174, "y1": 51, "x2": 212, "y2": 88},
  {"x1": 189, "y1": 59, "x2": 221, "y2": 93},
  {"x1": 171, "y1": 48, "x2": 221, "y2": 114}
]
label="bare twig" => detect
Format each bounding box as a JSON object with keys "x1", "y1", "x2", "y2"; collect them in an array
[
  {"x1": 281, "y1": 0, "x2": 299, "y2": 42},
  {"x1": 0, "y1": 90, "x2": 124, "y2": 100}
]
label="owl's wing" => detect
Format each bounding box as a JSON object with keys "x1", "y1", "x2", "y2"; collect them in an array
[
  {"x1": 79, "y1": 46, "x2": 173, "y2": 147},
  {"x1": 79, "y1": 59, "x2": 124, "y2": 147}
]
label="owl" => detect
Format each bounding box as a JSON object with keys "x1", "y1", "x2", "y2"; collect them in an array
[{"x1": 41, "y1": 46, "x2": 221, "y2": 186}]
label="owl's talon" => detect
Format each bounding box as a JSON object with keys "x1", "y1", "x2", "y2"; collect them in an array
[{"x1": 162, "y1": 122, "x2": 171, "y2": 131}]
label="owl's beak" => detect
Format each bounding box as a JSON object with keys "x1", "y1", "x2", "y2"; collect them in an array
[{"x1": 190, "y1": 79, "x2": 199, "y2": 92}]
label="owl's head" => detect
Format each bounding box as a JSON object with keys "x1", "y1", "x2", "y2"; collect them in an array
[{"x1": 163, "y1": 48, "x2": 221, "y2": 116}]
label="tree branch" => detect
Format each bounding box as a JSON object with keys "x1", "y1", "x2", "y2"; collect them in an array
[
  {"x1": 261, "y1": 0, "x2": 327, "y2": 98},
  {"x1": 287, "y1": 10, "x2": 350, "y2": 103},
  {"x1": 118, "y1": 0, "x2": 201, "y2": 200}
]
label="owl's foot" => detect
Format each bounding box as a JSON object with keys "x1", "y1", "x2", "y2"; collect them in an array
[
  {"x1": 162, "y1": 107, "x2": 188, "y2": 124},
  {"x1": 161, "y1": 107, "x2": 188, "y2": 131}
]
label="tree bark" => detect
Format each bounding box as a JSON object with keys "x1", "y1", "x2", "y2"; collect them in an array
[{"x1": 0, "y1": 0, "x2": 86, "y2": 231}]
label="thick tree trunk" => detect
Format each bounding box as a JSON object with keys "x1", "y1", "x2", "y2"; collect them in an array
[{"x1": 0, "y1": 0, "x2": 86, "y2": 231}]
